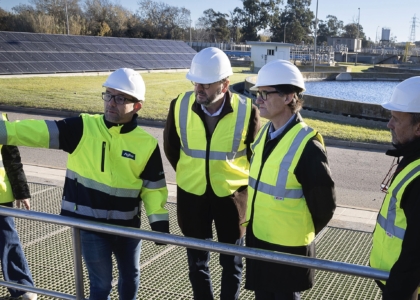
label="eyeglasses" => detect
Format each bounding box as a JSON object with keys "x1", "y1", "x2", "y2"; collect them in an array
[
  {"x1": 380, "y1": 158, "x2": 398, "y2": 193},
  {"x1": 256, "y1": 90, "x2": 282, "y2": 101},
  {"x1": 191, "y1": 81, "x2": 220, "y2": 89},
  {"x1": 102, "y1": 92, "x2": 135, "y2": 105}
]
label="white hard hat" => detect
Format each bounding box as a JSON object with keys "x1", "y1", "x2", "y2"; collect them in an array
[
  {"x1": 186, "y1": 47, "x2": 233, "y2": 84},
  {"x1": 103, "y1": 68, "x2": 146, "y2": 101},
  {"x1": 251, "y1": 59, "x2": 306, "y2": 92},
  {"x1": 381, "y1": 76, "x2": 420, "y2": 113}
]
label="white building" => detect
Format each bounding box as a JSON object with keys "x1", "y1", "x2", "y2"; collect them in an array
[{"x1": 246, "y1": 41, "x2": 293, "y2": 72}]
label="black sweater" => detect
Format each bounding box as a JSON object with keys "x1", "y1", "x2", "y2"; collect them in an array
[{"x1": 0, "y1": 145, "x2": 30, "y2": 207}]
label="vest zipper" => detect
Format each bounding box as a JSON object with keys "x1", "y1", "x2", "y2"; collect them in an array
[{"x1": 101, "y1": 141, "x2": 106, "y2": 172}]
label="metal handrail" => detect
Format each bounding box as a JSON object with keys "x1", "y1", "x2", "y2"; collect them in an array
[{"x1": 0, "y1": 206, "x2": 389, "y2": 299}]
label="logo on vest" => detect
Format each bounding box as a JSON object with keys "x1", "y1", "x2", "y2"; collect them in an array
[
  {"x1": 274, "y1": 196, "x2": 284, "y2": 200},
  {"x1": 386, "y1": 231, "x2": 394, "y2": 238},
  {"x1": 122, "y1": 150, "x2": 136, "y2": 160}
]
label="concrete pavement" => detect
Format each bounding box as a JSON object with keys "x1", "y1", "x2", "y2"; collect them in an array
[{"x1": 23, "y1": 164, "x2": 379, "y2": 232}]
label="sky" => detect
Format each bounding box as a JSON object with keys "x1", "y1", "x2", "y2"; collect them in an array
[{"x1": 0, "y1": 0, "x2": 419, "y2": 43}]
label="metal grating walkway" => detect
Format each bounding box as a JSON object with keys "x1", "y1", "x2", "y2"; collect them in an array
[{"x1": 0, "y1": 183, "x2": 382, "y2": 299}]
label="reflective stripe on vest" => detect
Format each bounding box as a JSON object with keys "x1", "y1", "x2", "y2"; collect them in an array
[
  {"x1": 174, "y1": 92, "x2": 251, "y2": 196},
  {"x1": 178, "y1": 91, "x2": 248, "y2": 160},
  {"x1": 249, "y1": 124, "x2": 315, "y2": 200},
  {"x1": 247, "y1": 122, "x2": 319, "y2": 246},
  {"x1": 45, "y1": 120, "x2": 60, "y2": 149},
  {"x1": 62, "y1": 199, "x2": 139, "y2": 220},
  {"x1": 370, "y1": 159, "x2": 420, "y2": 280},
  {"x1": 0, "y1": 118, "x2": 59, "y2": 149},
  {"x1": 66, "y1": 169, "x2": 142, "y2": 198}
]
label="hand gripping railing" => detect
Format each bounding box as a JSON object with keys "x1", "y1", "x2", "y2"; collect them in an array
[{"x1": 0, "y1": 206, "x2": 389, "y2": 299}]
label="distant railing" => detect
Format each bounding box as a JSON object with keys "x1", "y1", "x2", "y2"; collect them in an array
[{"x1": 0, "y1": 206, "x2": 390, "y2": 300}]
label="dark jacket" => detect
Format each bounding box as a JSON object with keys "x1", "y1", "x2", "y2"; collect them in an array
[
  {"x1": 163, "y1": 90, "x2": 260, "y2": 238},
  {"x1": 376, "y1": 137, "x2": 420, "y2": 300},
  {"x1": 0, "y1": 145, "x2": 30, "y2": 207},
  {"x1": 245, "y1": 113, "x2": 336, "y2": 293}
]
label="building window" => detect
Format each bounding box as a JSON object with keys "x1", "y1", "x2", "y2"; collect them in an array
[{"x1": 267, "y1": 49, "x2": 274, "y2": 56}]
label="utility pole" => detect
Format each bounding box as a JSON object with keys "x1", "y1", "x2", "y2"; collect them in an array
[
  {"x1": 189, "y1": 19, "x2": 192, "y2": 45},
  {"x1": 65, "y1": 0, "x2": 70, "y2": 35},
  {"x1": 284, "y1": 22, "x2": 288, "y2": 43},
  {"x1": 355, "y1": 7, "x2": 360, "y2": 66},
  {"x1": 357, "y1": 8, "x2": 360, "y2": 40},
  {"x1": 313, "y1": 0, "x2": 318, "y2": 72}
]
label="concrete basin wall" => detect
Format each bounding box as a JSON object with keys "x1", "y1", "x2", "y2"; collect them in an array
[
  {"x1": 303, "y1": 94, "x2": 391, "y2": 121},
  {"x1": 243, "y1": 73, "x2": 394, "y2": 121}
]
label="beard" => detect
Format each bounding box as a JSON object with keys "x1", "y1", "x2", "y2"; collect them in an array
[{"x1": 195, "y1": 87, "x2": 223, "y2": 107}]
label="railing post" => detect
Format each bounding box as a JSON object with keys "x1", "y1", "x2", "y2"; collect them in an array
[{"x1": 72, "y1": 227, "x2": 85, "y2": 300}]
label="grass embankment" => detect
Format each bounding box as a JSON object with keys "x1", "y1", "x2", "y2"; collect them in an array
[{"x1": 0, "y1": 67, "x2": 390, "y2": 144}]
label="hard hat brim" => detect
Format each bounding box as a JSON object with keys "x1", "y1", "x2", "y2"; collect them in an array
[
  {"x1": 381, "y1": 101, "x2": 420, "y2": 113},
  {"x1": 250, "y1": 85, "x2": 259, "y2": 91}
]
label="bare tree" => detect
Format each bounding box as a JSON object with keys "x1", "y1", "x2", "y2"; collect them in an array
[{"x1": 136, "y1": 0, "x2": 191, "y2": 39}]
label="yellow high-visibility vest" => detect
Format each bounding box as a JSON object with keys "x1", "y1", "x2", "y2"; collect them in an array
[
  {"x1": 370, "y1": 159, "x2": 420, "y2": 289},
  {"x1": 246, "y1": 122, "x2": 323, "y2": 246},
  {"x1": 174, "y1": 92, "x2": 252, "y2": 197}
]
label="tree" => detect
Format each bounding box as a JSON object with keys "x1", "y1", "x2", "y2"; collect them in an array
[
  {"x1": 316, "y1": 15, "x2": 343, "y2": 45},
  {"x1": 197, "y1": 9, "x2": 230, "y2": 42},
  {"x1": 325, "y1": 15, "x2": 343, "y2": 36},
  {"x1": 270, "y1": 0, "x2": 313, "y2": 44},
  {"x1": 228, "y1": 10, "x2": 242, "y2": 43},
  {"x1": 30, "y1": 0, "x2": 83, "y2": 34},
  {"x1": 234, "y1": 0, "x2": 281, "y2": 42},
  {"x1": 342, "y1": 22, "x2": 365, "y2": 39},
  {"x1": 136, "y1": 0, "x2": 191, "y2": 40}
]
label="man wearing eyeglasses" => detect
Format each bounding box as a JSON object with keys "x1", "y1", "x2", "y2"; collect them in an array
[
  {"x1": 0, "y1": 68, "x2": 169, "y2": 300},
  {"x1": 244, "y1": 60, "x2": 336, "y2": 300},
  {"x1": 370, "y1": 76, "x2": 420, "y2": 300},
  {"x1": 163, "y1": 47, "x2": 260, "y2": 300}
]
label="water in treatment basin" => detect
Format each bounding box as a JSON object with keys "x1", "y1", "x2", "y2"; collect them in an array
[{"x1": 304, "y1": 81, "x2": 400, "y2": 105}]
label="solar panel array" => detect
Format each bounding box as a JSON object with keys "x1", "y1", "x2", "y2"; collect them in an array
[{"x1": 0, "y1": 31, "x2": 196, "y2": 75}]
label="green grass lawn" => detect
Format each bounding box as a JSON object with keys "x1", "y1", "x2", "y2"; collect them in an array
[
  {"x1": 0, "y1": 68, "x2": 390, "y2": 144},
  {"x1": 336, "y1": 63, "x2": 374, "y2": 73}
]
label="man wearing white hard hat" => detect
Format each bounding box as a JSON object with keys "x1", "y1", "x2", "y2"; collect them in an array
[
  {"x1": 370, "y1": 76, "x2": 420, "y2": 300},
  {"x1": 163, "y1": 47, "x2": 260, "y2": 299},
  {"x1": 0, "y1": 68, "x2": 169, "y2": 299},
  {"x1": 244, "y1": 59, "x2": 336, "y2": 299}
]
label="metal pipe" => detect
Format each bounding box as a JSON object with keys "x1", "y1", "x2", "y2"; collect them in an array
[
  {"x1": 0, "y1": 206, "x2": 389, "y2": 282},
  {"x1": 72, "y1": 227, "x2": 85, "y2": 300},
  {"x1": 0, "y1": 281, "x2": 75, "y2": 299}
]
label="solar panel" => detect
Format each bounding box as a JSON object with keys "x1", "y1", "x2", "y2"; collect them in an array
[
  {"x1": 1, "y1": 52, "x2": 24, "y2": 62},
  {"x1": 0, "y1": 31, "x2": 196, "y2": 74},
  {"x1": 0, "y1": 62, "x2": 25, "y2": 73},
  {"x1": 18, "y1": 63, "x2": 39, "y2": 73},
  {"x1": 29, "y1": 61, "x2": 60, "y2": 72}
]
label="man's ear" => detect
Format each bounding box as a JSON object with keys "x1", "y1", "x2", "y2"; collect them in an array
[
  {"x1": 415, "y1": 122, "x2": 420, "y2": 137},
  {"x1": 221, "y1": 79, "x2": 230, "y2": 93},
  {"x1": 133, "y1": 101, "x2": 143, "y2": 113},
  {"x1": 284, "y1": 93, "x2": 294, "y2": 104}
]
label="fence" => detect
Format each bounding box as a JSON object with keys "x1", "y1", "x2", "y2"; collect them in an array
[{"x1": 0, "y1": 203, "x2": 389, "y2": 299}]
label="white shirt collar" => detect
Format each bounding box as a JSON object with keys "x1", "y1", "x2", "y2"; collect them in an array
[
  {"x1": 268, "y1": 114, "x2": 296, "y2": 140},
  {"x1": 201, "y1": 95, "x2": 226, "y2": 117}
]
